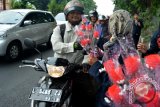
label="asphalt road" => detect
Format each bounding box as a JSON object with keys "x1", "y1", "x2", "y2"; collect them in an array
[{"x1": 0, "y1": 45, "x2": 53, "y2": 107}]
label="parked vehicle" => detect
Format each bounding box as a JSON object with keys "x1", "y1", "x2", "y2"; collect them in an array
[
  {"x1": 0, "y1": 9, "x2": 56, "y2": 61},
  {"x1": 20, "y1": 38, "x2": 83, "y2": 107},
  {"x1": 54, "y1": 12, "x2": 67, "y2": 25}
]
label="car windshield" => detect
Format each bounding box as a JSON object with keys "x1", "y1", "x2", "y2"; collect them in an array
[
  {"x1": 55, "y1": 13, "x2": 66, "y2": 21},
  {"x1": 0, "y1": 11, "x2": 25, "y2": 24}
]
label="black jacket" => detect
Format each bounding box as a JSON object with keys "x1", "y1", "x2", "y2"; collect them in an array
[
  {"x1": 142, "y1": 29, "x2": 160, "y2": 57},
  {"x1": 132, "y1": 19, "x2": 144, "y2": 36}
]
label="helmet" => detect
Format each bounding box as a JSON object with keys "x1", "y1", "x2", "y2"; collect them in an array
[
  {"x1": 64, "y1": 0, "x2": 84, "y2": 16},
  {"x1": 89, "y1": 10, "x2": 98, "y2": 18},
  {"x1": 98, "y1": 15, "x2": 106, "y2": 20}
]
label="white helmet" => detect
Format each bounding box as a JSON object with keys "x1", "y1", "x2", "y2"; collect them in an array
[{"x1": 98, "y1": 15, "x2": 106, "y2": 21}]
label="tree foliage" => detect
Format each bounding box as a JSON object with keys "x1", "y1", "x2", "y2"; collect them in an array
[
  {"x1": 33, "y1": 0, "x2": 50, "y2": 10},
  {"x1": 10, "y1": 0, "x2": 36, "y2": 9},
  {"x1": 113, "y1": 0, "x2": 160, "y2": 42},
  {"x1": 11, "y1": 0, "x2": 96, "y2": 17},
  {"x1": 48, "y1": 0, "x2": 67, "y2": 15},
  {"x1": 48, "y1": 0, "x2": 97, "y2": 16}
]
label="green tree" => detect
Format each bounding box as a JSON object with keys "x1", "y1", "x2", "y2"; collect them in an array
[
  {"x1": 33, "y1": 0, "x2": 50, "y2": 10},
  {"x1": 48, "y1": 0, "x2": 96, "y2": 16},
  {"x1": 48, "y1": 0, "x2": 66, "y2": 15},
  {"x1": 10, "y1": 0, "x2": 36, "y2": 9},
  {"x1": 80, "y1": 0, "x2": 97, "y2": 14}
]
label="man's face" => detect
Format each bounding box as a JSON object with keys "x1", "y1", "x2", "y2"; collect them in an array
[
  {"x1": 90, "y1": 16, "x2": 97, "y2": 23},
  {"x1": 99, "y1": 20, "x2": 105, "y2": 25},
  {"x1": 134, "y1": 14, "x2": 138, "y2": 20},
  {"x1": 67, "y1": 11, "x2": 82, "y2": 25}
]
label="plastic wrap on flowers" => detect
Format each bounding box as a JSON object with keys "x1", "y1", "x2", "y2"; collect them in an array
[
  {"x1": 75, "y1": 16, "x2": 102, "y2": 55},
  {"x1": 93, "y1": 30, "x2": 99, "y2": 39},
  {"x1": 134, "y1": 82, "x2": 156, "y2": 103},
  {"x1": 144, "y1": 54, "x2": 160, "y2": 70},
  {"x1": 124, "y1": 55, "x2": 141, "y2": 76},
  {"x1": 103, "y1": 59, "x2": 125, "y2": 84},
  {"x1": 89, "y1": 47, "x2": 103, "y2": 58},
  {"x1": 80, "y1": 39, "x2": 91, "y2": 47},
  {"x1": 128, "y1": 75, "x2": 160, "y2": 105},
  {"x1": 106, "y1": 84, "x2": 124, "y2": 104},
  {"x1": 75, "y1": 24, "x2": 92, "y2": 49},
  {"x1": 86, "y1": 24, "x2": 92, "y2": 31},
  {"x1": 80, "y1": 24, "x2": 86, "y2": 30},
  {"x1": 103, "y1": 59, "x2": 115, "y2": 72}
]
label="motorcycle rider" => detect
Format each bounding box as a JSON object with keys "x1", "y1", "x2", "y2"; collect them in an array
[
  {"x1": 51, "y1": 0, "x2": 84, "y2": 64},
  {"x1": 97, "y1": 15, "x2": 110, "y2": 50},
  {"x1": 51, "y1": 0, "x2": 98, "y2": 107},
  {"x1": 89, "y1": 10, "x2": 99, "y2": 27}
]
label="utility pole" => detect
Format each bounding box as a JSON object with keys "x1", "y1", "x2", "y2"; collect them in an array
[{"x1": 3, "y1": 0, "x2": 6, "y2": 10}]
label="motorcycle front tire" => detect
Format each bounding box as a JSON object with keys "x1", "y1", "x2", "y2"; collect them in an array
[
  {"x1": 31, "y1": 98, "x2": 71, "y2": 107},
  {"x1": 31, "y1": 100, "x2": 51, "y2": 107}
]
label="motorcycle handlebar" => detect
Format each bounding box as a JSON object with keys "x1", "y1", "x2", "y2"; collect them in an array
[{"x1": 22, "y1": 60, "x2": 35, "y2": 65}]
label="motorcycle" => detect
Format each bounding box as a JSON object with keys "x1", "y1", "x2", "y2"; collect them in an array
[{"x1": 20, "y1": 38, "x2": 83, "y2": 107}]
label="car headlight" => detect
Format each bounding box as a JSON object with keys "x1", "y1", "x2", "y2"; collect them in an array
[
  {"x1": 47, "y1": 64, "x2": 65, "y2": 78},
  {"x1": 0, "y1": 32, "x2": 7, "y2": 39}
]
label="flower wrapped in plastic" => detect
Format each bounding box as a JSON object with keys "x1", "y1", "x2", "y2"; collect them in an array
[
  {"x1": 102, "y1": 10, "x2": 160, "y2": 106},
  {"x1": 75, "y1": 15, "x2": 102, "y2": 55}
]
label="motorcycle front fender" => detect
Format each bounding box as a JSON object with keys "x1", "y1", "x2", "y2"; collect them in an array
[{"x1": 38, "y1": 75, "x2": 52, "y2": 88}]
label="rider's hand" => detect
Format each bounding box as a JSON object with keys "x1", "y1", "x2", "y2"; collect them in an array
[
  {"x1": 88, "y1": 53, "x2": 98, "y2": 65},
  {"x1": 137, "y1": 43, "x2": 147, "y2": 53},
  {"x1": 82, "y1": 63, "x2": 90, "y2": 73},
  {"x1": 74, "y1": 42, "x2": 83, "y2": 50}
]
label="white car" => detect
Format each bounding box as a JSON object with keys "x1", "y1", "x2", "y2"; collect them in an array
[
  {"x1": 54, "y1": 12, "x2": 67, "y2": 25},
  {"x1": 0, "y1": 9, "x2": 56, "y2": 61}
]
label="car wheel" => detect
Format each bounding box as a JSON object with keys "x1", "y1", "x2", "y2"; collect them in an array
[{"x1": 6, "y1": 42, "x2": 22, "y2": 61}]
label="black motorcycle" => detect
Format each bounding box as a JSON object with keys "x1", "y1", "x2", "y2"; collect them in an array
[{"x1": 20, "y1": 38, "x2": 83, "y2": 107}]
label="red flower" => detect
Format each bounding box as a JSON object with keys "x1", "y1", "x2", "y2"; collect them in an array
[
  {"x1": 146, "y1": 92, "x2": 160, "y2": 107},
  {"x1": 80, "y1": 24, "x2": 86, "y2": 30},
  {"x1": 106, "y1": 84, "x2": 123, "y2": 103},
  {"x1": 80, "y1": 39, "x2": 91, "y2": 47},
  {"x1": 86, "y1": 24, "x2": 92, "y2": 30},
  {"x1": 77, "y1": 31, "x2": 84, "y2": 36},
  {"x1": 109, "y1": 66, "x2": 125, "y2": 83},
  {"x1": 103, "y1": 59, "x2": 115, "y2": 73},
  {"x1": 103, "y1": 60, "x2": 125, "y2": 83},
  {"x1": 93, "y1": 31, "x2": 99, "y2": 39},
  {"x1": 144, "y1": 54, "x2": 160, "y2": 70},
  {"x1": 124, "y1": 56, "x2": 140, "y2": 76}
]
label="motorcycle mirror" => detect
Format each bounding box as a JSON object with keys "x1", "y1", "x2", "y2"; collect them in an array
[
  {"x1": 24, "y1": 38, "x2": 36, "y2": 49},
  {"x1": 24, "y1": 38, "x2": 43, "y2": 59}
]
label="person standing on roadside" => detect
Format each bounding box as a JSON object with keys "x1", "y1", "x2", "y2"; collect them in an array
[{"x1": 132, "y1": 13, "x2": 144, "y2": 48}]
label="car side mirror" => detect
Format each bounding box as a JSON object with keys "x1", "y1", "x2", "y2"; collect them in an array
[
  {"x1": 24, "y1": 38, "x2": 36, "y2": 49},
  {"x1": 23, "y1": 20, "x2": 32, "y2": 26}
]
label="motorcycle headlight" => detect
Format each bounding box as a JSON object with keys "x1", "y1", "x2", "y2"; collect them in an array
[{"x1": 46, "y1": 64, "x2": 65, "y2": 78}]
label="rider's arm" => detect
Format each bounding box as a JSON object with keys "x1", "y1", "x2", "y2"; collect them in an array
[{"x1": 142, "y1": 30, "x2": 159, "y2": 57}]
